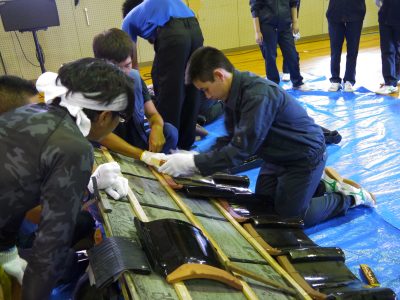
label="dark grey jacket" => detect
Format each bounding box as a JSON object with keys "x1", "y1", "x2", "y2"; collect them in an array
[
  {"x1": 194, "y1": 70, "x2": 325, "y2": 176},
  {"x1": 250, "y1": 0, "x2": 299, "y2": 28},
  {"x1": 379, "y1": 0, "x2": 400, "y2": 26},
  {"x1": 326, "y1": 0, "x2": 366, "y2": 23}
]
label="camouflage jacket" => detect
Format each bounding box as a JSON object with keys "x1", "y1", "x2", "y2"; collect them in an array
[{"x1": 0, "y1": 103, "x2": 93, "y2": 299}]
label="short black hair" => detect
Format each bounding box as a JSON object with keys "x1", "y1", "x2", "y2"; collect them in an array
[
  {"x1": 0, "y1": 75, "x2": 38, "y2": 114},
  {"x1": 93, "y1": 28, "x2": 136, "y2": 64},
  {"x1": 122, "y1": 0, "x2": 143, "y2": 18},
  {"x1": 57, "y1": 57, "x2": 135, "y2": 120},
  {"x1": 185, "y1": 46, "x2": 234, "y2": 84}
]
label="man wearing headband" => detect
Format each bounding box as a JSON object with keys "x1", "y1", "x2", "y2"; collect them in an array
[
  {"x1": 92, "y1": 28, "x2": 178, "y2": 166},
  {"x1": 0, "y1": 58, "x2": 134, "y2": 299}
]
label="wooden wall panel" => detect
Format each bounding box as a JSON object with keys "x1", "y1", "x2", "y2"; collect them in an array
[
  {"x1": 197, "y1": 0, "x2": 239, "y2": 49},
  {"x1": 237, "y1": 0, "x2": 256, "y2": 47}
]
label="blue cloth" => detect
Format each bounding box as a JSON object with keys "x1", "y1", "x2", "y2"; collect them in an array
[{"x1": 122, "y1": 0, "x2": 194, "y2": 43}]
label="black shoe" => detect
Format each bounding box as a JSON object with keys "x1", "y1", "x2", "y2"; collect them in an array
[{"x1": 324, "y1": 130, "x2": 342, "y2": 145}]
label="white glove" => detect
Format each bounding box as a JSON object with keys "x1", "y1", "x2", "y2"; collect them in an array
[
  {"x1": 170, "y1": 149, "x2": 199, "y2": 155},
  {"x1": 293, "y1": 31, "x2": 301, "y2": 41},
  {"x1": 375, "y1": 0, "x2": 382, "y2": 7},
  {"x1": 140, "y1": 151, "x2": 167, "y2": 167},
  {"x1": 0, "y1": 246, "x2": 27, "y2": 284},
  {"x1": 105, "y1": 176, "x2": 129, "y2": 200},
  {"x1": 87, "y1": 162, "x2": 121, "y2": 193},
  {"x1": 158, "y1": 153, "x2": 198, "y2": 177}
]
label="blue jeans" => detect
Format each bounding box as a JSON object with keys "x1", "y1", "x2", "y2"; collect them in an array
[
  {"x1": 255, "y1": 154, "x2": 351, "y2": 228},
  {"x1": 259, "y1": 24, "x2": 303, "y2": 87},
  {"x1": 379, "y1": 23, "x2": 400, "y2": 86},
  {"x1": 328, "y1": 20, "x2": 364, "y2": 85}
]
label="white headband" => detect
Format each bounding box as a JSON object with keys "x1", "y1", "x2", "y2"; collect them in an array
[{"x1": 36, "y1": 72, "x2": 128, "y2": 136}]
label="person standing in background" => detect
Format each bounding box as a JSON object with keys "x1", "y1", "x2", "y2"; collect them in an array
[
  {"x1": 282, "y1": 0, "x2": 301, "y2": 82},
  {"x1": 326, "y1": 0, "x2": 366, "y2": 92},
  {"x1": 374, "y1": 0, "x2": 400, "y2": 95},
  {"x1": 250, "y1": 0, "x2": 309, "y2": 91},
  {"x1": 122, "y1": 0, "x2": 204, "y2": 150}
]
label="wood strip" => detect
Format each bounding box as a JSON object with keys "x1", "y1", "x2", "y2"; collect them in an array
[
  {"x1": 100, "y1": 149, "x2": 192, "y2": 300},
  {"x1": 226, "y1": 262, "x2": 296, "y2": 296},
  {"x1": 212, "y1": 200, "x2": 312, "y2": 300},
  {"x1": 102, "y1": 148, "x2": 149, "y2": 222}
]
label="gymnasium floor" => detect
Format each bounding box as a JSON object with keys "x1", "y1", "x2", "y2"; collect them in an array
[{"x1": 193, "y1": 31, "x2": 400, "y2": 296}]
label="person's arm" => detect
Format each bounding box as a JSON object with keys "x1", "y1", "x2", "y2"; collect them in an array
[
  {"x1": 100, "y1": 132, "x2": 144, "y2": 159},
  {"x1": 249, "y1": 0, "x2": 263, "y2": 45},
  {"x1": 145, "y1": 101, "x2": 165, "y2": 153},
  {"x1": 195, "y1": 90, "x2": 281, "y2": 176},
  {"x1": 22, "y1": 135, "x2": 93, "y2": 300},
  {"x1": 252, "y1": 17, "x2": 263, "y2": 45},
  {"x1": 291, "y1": 5, "x2": 299, "y2": 34},
  {"x1": 142, "y1": 79, "x2": 165, "y2": 153}
]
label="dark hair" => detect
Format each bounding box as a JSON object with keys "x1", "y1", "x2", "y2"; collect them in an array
[
  {"x1": 122, "y1": 0, "x2": 143, "y2": 18},
  {"x1": 57, "y1": 57, "x2": 134, "y2": 120},
  {"x1": 93, "y1": 28, "x2": 136, "y2": 65},
  {"x1": 0, "y1": 75, "x2": 38, "y2": 113},
  {"x1": 185, "y1": 46, "x2": 234, "y2": 84}
]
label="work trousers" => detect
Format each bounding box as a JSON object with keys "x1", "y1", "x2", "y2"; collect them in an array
[
  {"x1": 152, "y1": 17, "x2": 204, "y2": 150},
  {"x1": 328, "y1": 20, "x2": 364, "y2": 85},
  {"x1": 379, "y1": 23, "x2": 400, "y2": 87},
  {"x1": 255, "y1": 154, "x2": 351, "y2": 228},
  {"x1": 259, "y1": 23, "x2": 303, "y2": 87}
]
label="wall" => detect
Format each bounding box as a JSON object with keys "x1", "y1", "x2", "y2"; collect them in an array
[{"x1": 0, "y1": 0, "x2": 379, "y2": 79}]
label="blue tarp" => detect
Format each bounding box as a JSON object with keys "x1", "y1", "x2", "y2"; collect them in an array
[{"x1": 195, "y1": 76, "x2": 400, "y2": 296}]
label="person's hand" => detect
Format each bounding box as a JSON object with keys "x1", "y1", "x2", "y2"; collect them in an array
[
  {"x1": 0, "y1": 246, "x2": 27, "y2": 284},
  {"x1": 148, "y1": 125, "x2": 165, "y2": 153},
  {"x1": 158, "y1": 153, "x2": 198, "y2": 177},
  {"x1": 105, "y1": 176, "x2": 129, "y2": 200},
  {"x1": 293, "y1": 31, "x2": 301, "y2": 41},
  {"x1": 140, "y1": 151, "x2": 167, "y2": 167},
  {"x1": 292, "y1": 20, "x2": 299, "y2": 35},
  {"x1": 375, "y1": 0, "x2": 382, "y2": 7},
  {"x1": 87, "y1": 162, "x2": 121, "y2": 192},
  {"x1": 255, "y1": 31, "x2": 263, "y2": 45}
]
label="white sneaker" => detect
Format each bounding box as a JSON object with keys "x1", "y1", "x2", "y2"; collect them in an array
[
  {"x1": 322, "y1": 167, "x2": 361, "y2": 192},
  {"x1": 321, "y1": 171, "x2": 342, "y2": 193},
  {"x1": 341, "y1": 183, "x2": 377, "y2": 208},
  {"x1": 343, "y1": 81, "x2": 354, "y2": 92},
  {"x1": 375, "y1": 85, "x2": 398, "y2": 95},
  {"x1": 293, "y1": 83, "x2": 311, "y2": 91},
  {"x1": 328, "y1": 82, "x2": 341, "y2": 92},
  {"x1": 282, "y1": 73, "x2": 290, "y2": 82}
]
